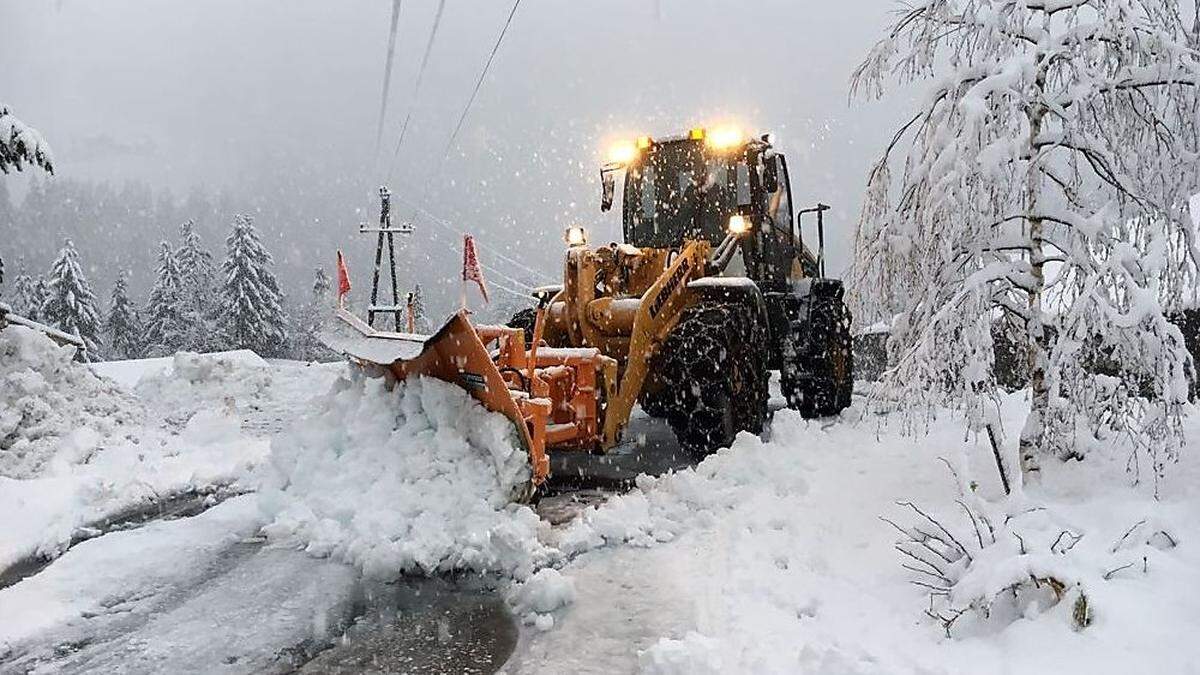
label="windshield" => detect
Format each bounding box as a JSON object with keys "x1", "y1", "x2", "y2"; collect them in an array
[{"x1": 622, "y1": 141, "x2": 745, "y2": 248}]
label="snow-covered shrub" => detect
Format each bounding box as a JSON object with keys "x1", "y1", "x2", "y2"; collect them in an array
[
  {"x1": 0, "y1": 325, "x2": 142, "y2": 478},
  {"x1": 258, "y1": 370, "x2": 553, "y2": 579},
  {"x1": 887, "y1": 485, "x2": 1179, "y2": 636}
]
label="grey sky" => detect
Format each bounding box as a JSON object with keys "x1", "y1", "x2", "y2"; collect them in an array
[{"x1": 1, "y1": 0, "x2": 912, "y2": 306}]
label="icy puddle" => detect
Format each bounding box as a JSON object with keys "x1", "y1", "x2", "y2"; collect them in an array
[{"x1": 299, "y1": 576, "x2": 517, "y2": 674}]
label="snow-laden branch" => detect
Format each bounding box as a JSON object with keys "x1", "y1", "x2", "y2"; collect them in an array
[
  {"x1": 0, "y1": 103, "x2": 53, "y2": 175},
  {"x1": 851, "y1": 0, "x2": 1199, "y2": 484}
]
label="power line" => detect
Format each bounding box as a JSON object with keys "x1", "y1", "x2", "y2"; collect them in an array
[
  {"x1": 387, "y1": 188, "x2": 555, "y2": 284},
  {"x1": 438, "y1": 0, "x2": 521, "y2": 165},
  {"x1": 374, "y1": 0, "x2": 404, "y2": 154},
  {"x1": 383, "y1": 0, "x2": 447, "y2": 184}
]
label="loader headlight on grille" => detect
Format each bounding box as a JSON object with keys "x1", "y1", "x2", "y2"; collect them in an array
[
  {"x1": 565, "y1": 225, "x2": 589, "y2": 247},
  {"x1": 727, "y1": 214, "x2": 750, "y2": 235}
]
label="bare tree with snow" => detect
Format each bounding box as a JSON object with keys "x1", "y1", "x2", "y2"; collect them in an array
[{"x1": 851, "y1": 0, "x2": 1200, "y2": 486}]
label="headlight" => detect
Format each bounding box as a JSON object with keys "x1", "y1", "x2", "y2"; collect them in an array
[
  {"x1": 607, "y1": 142, "x2": 637, "y2": 164},
  {"x1": 565, "y1": 225, "x2": 589, "y2": 247},
  {"x1": 707, "y1": 126, "x2": 743, "y2": 150},
  {"x1": 727, "y1": 214, "x2": 750, "y2": 235}
]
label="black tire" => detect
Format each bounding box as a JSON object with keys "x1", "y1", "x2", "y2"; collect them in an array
[
  {"x1": 781, "y1": 293, "x2": 854, "y2": 418},
  {"x1": 638, "y1": 384, "x2": 672, "y2": 419},
  {"x1": 653, "y1": 301, "x2": 770, "y2": 457},
  {"x1": 506, "y1": 308, "x2": 538, "y2": 345}
]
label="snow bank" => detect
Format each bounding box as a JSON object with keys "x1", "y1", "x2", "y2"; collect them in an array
[
  {"x1": 0, "y1": 325, "x2": 143, "y2": 479},
  {"x1": 0, "y1": 328, "x2": 272, "y2": 573},
  {"x1": 258, "y1": 371, "x2": 553, "y2": 579},
  {"x1": 133, "y1": 350, "x2": 270, "y2": 426},
  {"x1": 0, "y1": 402, "x2": 268, "y2": 573},
  {"x1": 531, "y1": 400, "x2": 1200, "y2": 674}
]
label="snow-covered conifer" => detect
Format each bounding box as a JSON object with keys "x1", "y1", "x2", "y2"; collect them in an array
[
  {"x1": 217, "y1": 214, "x2": 288, "y2": 356},
  {"x1": 144, "y1": 242, "x2": 186, "y2": 356},
  {"x1": 41, "y1": 239, "x2": 102, "y2": 354},
  {"x1": 313, "y1": 266, "x2": 331, "y2": 304},
  {"x1": 174, "y1": 219, "x2": 217, "y2": 351},
  {"x1": 105, "y1": 270, "x2": 143, "y2": 360},
  {"x1": 289, "y1": 267, "x2": 335, "y2": 361},
  {"x1": 410, "y1": 283, "x2": 428, "y2": 331},
  {"x1": 9, "y1": 270, "x2": 38, "y2": 319},
  {"x1": 0, "y1": 103, "x2": 52, "y2": 297},
  {"x1": 0, "y1": 102, "x2": 53, "y2": 175},
  {"x1": 851, "y1": 0, "x2": 1200, "y2": 485}
]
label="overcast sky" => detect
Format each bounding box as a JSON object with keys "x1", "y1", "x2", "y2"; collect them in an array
[{"x1": 1, "y1": 0, "x2": 914, "y2": 305}]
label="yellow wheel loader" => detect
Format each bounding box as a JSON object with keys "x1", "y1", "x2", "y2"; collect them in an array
[{"x1": 325, "y1": 126, "x2": 853, "y2": 500}]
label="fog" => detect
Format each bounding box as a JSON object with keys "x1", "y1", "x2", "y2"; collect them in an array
[{"x1": 1, "y1": 0, "x2": 913, "y2": 315}]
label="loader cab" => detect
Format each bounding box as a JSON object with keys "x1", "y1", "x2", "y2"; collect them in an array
[{"x1": 603, "y1": 128, "x2": 820, "y2": 286}]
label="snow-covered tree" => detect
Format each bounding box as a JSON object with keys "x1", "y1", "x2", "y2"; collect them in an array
[
  {"x1": 851, "y1": 0, "x2": 1200, "y2": 486},
  {"x1": 174, "y1": 219, "x2": 217, "y2": 351},
  {"x1": 218, "y1": 214, "x2": 288, "y2": 356},
  {"x1": 8, "y1": 269, "x2": 39, "y2": 319},
  {"x1": 313, "y1": 266, "x2": 331, "y2": 304},
  {"x1": 144, "y1": 242, "x2": 186, "y2": 356},
  {"x1": 289, "y1": 266, "x2": 336, "y2": 361},
  {"x1": 410, "y1": 282, "x2": 429, "y2": 331},
  {"x1": 105, "y1": 270, "x2": 143, "y2": 360},
  {"x1": 0, "y1": 102, "x2": 53, "y2": 175},
  {"x1": 41, "y1": 239, "x2": 102, "y2": 354},
  {"x1": 0, "y1": 103, "x2": 52, "y2": 298}
]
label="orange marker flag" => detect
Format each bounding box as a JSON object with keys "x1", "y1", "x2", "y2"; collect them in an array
[
  {"x1": 462, "y1": 234, "x2": 490, "y2": 304},
  {"x1": 336, "y1": 249, "x2": 352, "y2": 307}
]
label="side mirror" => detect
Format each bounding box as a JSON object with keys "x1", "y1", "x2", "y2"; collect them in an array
[
  {"x1": 600, "y1": 170, "x2": 615, "y2": 212},
  {"x1": 762, "y1": 156, "x2": 779, "y2": 193}
]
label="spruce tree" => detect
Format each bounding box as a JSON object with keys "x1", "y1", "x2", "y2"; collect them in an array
[
  {"x1": 289, "y1": 267, "x2": 333, "y2": 361},
  {"x1": 144, "y1": 241, "x2": 186, "y2": 356},
  {"x1": 106, "y1": 270, "x2": 143, "y2": 360},
  {"x1": 313, "y1": 266, "x2": 331, "y2": 304},
  {"x1": 218, "y1": 214, "x2": 287, "y2": 356},
  {"x1": 30, "y1": 275, "x2": 49, "y2": 321},
  {"x1": 410, "y1": 283, "x2": 428, "y2": 332},
  {"x1": 41, "y1": 239, "x2": 102, "y2": 354},
  {"x1": 174, "y1": 219, "x2": 216, "y2": 351}
]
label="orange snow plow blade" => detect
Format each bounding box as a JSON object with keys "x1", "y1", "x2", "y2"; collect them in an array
[{"x1": 322, "y1": 308, "x2": 615, "y2": 500}]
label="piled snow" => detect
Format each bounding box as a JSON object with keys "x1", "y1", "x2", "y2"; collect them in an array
[
  {"x1": 0, "y1": 327, "x2": 272, "y2": 574},
  {"x1": 507, "y1": 568, "x2": 576, "y2": 631},
  {"x1": 0, "y1": 325, "x2": 143, "y2": 479},
  {"x1": 133, "y1": 350, "x2": 271, "y2": 427},
  {"x1": 0, "y1": 399, "x2": 268, "y2": 573},
  {"x1": 258, "y1": 371, "x2": 553, "y2": 579},
  {"x1": 515, "y1": 398, "x2": 1200, "y2": 675}
]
